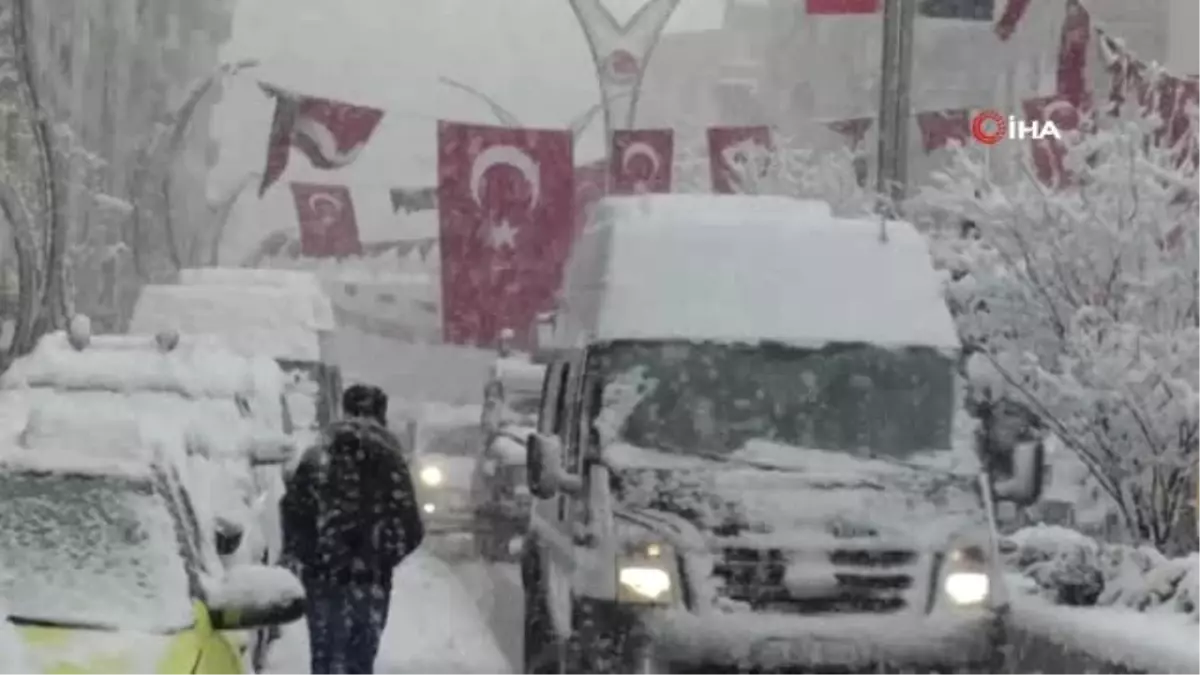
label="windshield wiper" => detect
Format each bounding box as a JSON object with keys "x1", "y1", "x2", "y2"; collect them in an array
[
  {"x1": 6, "y1": 615, "x2": 193, "y2": 634},
  {"x1": 7, "y1": 615, "x2": 121, "y2": 631}
]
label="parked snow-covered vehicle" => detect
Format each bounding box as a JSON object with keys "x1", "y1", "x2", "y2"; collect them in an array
[
  {"x1": 520, "y1": 196, "x2": 1047, "y2": 673},
  {"x1": 130, "y1": 269, "x2": 343, "y2": 445},
  {"x1": 472, "y1": 355, "x2": 543, "y2": 560},
  {"x1": 405, "y1": 403, "x2": 485, "y2": 534},
  {"x1": 0, "y1": 448, "x2": 303, "y2": 674},
  {"x1": 0, "y1": 320, "x2": 295, "y2": 571}
]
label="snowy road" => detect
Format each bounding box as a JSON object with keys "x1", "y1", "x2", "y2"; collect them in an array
[
  {"x1": 265, "y1": 549, "x2": 511, "y2": 674},
  {"x1": 450, "y1": 559, "x2": 524, "y2": 672}
]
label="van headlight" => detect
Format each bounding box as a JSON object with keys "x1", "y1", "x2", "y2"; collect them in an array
[
  {"x1": 420, "y1": 466, "x2": 443, "y2": 487},
  {"x1": 941, "y1": 545, "x2": 991, "y2": 606},
  {"x1": 616, "y1": 541, "x2": 677, "y2": 605},
  {"x1": 944, "y1": 571, "x2": 990, "y2": 605}
]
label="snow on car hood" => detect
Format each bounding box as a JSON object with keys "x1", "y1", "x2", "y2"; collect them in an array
[
  {"x1": 0, "y1": 614, "x2": 32, "y2": 674},
  {"x1": 15, "y1": 625, "x2": 184, "y2": 674},
  {"x1": 604, "y1": 440, "x2": 984, "y2": 549}
]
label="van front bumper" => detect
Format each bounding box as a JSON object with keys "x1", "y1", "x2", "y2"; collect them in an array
[{"x1": 645, "y1": 607, "x2": 1006, "y2": 673}]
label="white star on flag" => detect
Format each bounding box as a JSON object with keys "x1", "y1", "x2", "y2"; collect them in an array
[{"x1": 485, "y1": 220, "x2": 518, "y2": 250}]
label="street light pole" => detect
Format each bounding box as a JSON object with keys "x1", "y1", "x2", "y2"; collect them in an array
[
  {"x1": 874, "y1": 0, "x2": 916, "y2": 215},
  {"x1": 437, "y1": 76, "x2": 521, "y2": 127}
]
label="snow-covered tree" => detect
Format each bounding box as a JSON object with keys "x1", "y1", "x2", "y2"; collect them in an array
[
  {"x1": 727, "y1": 138, "x2": 877, "y2": 217},
  {"x1": 917, "y1": 110, "x2": 1199, "y2": 554}
]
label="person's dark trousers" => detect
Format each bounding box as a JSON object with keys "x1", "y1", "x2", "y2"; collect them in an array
[{"x1": 305, "y1": 580, "x2": 392, "y2": 674}]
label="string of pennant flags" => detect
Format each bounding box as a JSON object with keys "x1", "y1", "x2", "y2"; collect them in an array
[{"x1": 247, "y1": 0, "x2": 1197, "y2": 349}]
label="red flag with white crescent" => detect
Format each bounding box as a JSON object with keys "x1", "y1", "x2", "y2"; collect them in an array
[
  {"x1": 707, "y1": 125, "x2": 773, "y2": 194},
  {"x1": 289, "y1": 183, "x2": 363, "y2": 258},
  {"x1": 916, "y1": 109, "x2": 972, "y2": 153},
  {"x1": 259, "y1": 84, "x2": 384, "y2": 195},
  {"x1": 1021, "y1": 95, "x2": 1084, "y2": 189},
  {"x1": 609, "y1": 129, "x2": 674, "y2": 195},
  {"x1": 436, "y1": 121, "x2": 574, "y2": 348}
]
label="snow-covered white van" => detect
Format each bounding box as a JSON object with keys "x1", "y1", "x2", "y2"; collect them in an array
[
  {"x1": 520, "y1": 195, "x2": 1046, "y2": 673},
  {"x1": 130, "y1": 270, "x2": 343, "y2": 437}
]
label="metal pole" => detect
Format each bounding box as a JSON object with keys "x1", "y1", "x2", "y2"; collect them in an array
[
  {"x1": 891, "y1": 0, "x2": 917, "y2": 207},
  {"x1": 874, "y1": 0, "x2": 900, "y2": 205}
]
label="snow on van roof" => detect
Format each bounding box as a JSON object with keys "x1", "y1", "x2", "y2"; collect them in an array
[
  {"x1": 129, "y1": 284, "x2": 333, "y2": 360},
  {"x1": 0, "y1": 331, "x2": 283, "y2": 400},
  {"x1": 559, "y1": 195, "x2": 959, "y2": 350}
]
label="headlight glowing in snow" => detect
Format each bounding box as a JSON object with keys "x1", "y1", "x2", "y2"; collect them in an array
[
  {"x1": 422, "y1": 503, "x2": 436, "y2": 514},
  {"x1": 618, "y1": 566, "x2": 672, "y2": 602},
  {"x1": 943, "y1": 571, "x2": 990, "y2": 605},
  {"x1": 420, "y1": 466, "x2": 443, "y2": 487}
]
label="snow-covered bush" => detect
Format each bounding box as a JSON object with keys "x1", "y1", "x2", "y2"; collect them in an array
[
  {"x1": 722, "y1": 137, "x2": 878, "y2": 218},
  {"x1": 916, "y1": 111, "x2": 1199, "y2": 554},
  {"x1": 672, "y1": 127, "x2": 878, "y2": 218},
  {"x1": 1003, "y1": 525, "x2": 1199, "y2": 622}
]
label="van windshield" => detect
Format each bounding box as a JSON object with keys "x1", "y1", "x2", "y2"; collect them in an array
[{"x1": 584, "y1": 340, "x2": 955, "y2": 459}]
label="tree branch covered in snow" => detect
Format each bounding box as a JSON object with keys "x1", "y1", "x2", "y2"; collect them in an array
[
  {"x1": 675, "y1": 128, "x2": 879, "y2": 218},
  {"x1": 916, "y1": 113, "x2": 1199, "y2": 553}
]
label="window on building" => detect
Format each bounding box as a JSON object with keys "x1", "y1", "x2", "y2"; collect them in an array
[{"x1": 919, "y1": 0, "x2": 994, "y2": 21}]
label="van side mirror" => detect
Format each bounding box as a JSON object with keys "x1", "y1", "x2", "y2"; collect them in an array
[
  {"x1": 993, "y1": 440, "x2": 1045, "y2": 506},
  {"x1": 526, "y1": 433, "x2": 581, "y2": 498},
  {"x1": 215, "y1": 517, "x2": 245, "y2": 556}
]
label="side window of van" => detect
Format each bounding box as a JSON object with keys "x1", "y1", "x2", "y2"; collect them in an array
[{"x1": 537, "y1": 361, "x2": 571, "y2": 436}]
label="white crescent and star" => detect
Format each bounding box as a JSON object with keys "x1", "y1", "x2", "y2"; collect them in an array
[
  {"x1": 621, "y1": 141, "x2": 661, "y2": 179},
  {"x1": 306, "y1": 192, "x2": 343, "y2": 232},
  {"x1": 469, "y1": 144, "x2": 542, "y2": 208}
]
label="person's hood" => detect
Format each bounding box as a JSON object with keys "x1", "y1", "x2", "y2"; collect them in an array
[
  {"x1": 604, "y1": 440, "x2": 985, "y2": 549},
  {"x1": 14, "y1": 622, "x2": 200, "y2": 674}
]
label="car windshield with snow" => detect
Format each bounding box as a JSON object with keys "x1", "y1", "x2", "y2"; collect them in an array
[
  {"x1": 0, "y1": 451, "x2": 305, "y2": 673},
  {"x1": 586, "y1": 339, "x2": 954, "y2": 460},
  {"x1": 0, "y1": 468, "x2": 195, "y2": 633}
]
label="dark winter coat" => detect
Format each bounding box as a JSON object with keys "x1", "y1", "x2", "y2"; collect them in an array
[{"x1": 281, "y1": 418, "x2": 424, "y2": 587}]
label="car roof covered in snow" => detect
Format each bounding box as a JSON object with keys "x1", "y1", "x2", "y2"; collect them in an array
[
  {"x1": 0, "y1": 411, "x2": 159, "y2": 481},
  {"x1": 0, "y1": 450, "x2": 155, "y2": 482},
  {"x1": 129, "y1": 283, "x2": 334, "y2": 361},
  {"x1": 554, "y1": 194, "x2": 959, "y2": 350},
  {"x1": 0, "y1": 330, "x2": 285, "y2": 401}
]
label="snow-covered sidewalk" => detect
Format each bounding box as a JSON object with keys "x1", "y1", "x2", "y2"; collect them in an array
[
  {"x1": 1010, "y1": 593, "x2": 1200, "y2": 674},
  {"x1": 265, "y1": 549, "x2": 511, "y2": 674}
]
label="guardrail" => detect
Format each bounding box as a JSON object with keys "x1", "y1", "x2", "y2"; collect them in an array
[{"x1": 1006, "y1": 595, "x2": 1199, "y2": 674}]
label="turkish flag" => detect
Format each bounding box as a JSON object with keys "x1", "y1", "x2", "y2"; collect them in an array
[
  {"x1": 436, "y1": 121, "x2": 574, "y2": 348},
  {"x1": 609, "y1": 129, "x2": 674, "y2": 195},
  {"x1": 917, "y1": 109, "x2": 972, "y2": 152},
  {"x1": 289, "y1": 183, "x2": 363, "y2": 258},
  {"x1": 259, "y1": 84, "x2": 384, "y2": 195},
  {"x1": 1022, "y1": 95, "x2": 1083, "y2": 189},
  {"x1": 707, "y1": 125, "x2": 773, "y2": 194},
  {"x1": 574, "y1": 159, "x2": 609, "y2": 238}
]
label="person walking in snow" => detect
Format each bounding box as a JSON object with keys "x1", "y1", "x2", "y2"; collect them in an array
[{"x1": 280, "y1": 383, "x2": 425, "y2": 674}]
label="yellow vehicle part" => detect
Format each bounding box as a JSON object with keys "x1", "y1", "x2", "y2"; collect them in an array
[{"x1": 16, "y1": 602, "x2": 244, "y2": 674}]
